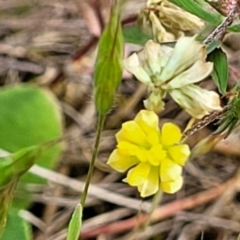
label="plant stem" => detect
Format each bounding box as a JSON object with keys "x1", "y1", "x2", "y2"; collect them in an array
[
  {"x1": 80, "y1": 114, "x2": 105, "y2": 208},
  {"x1": 144, "y1": 189, "x2": 163, "y2": 229},
  {"x1": 204, "y1": 4, "x2": 237, "y2": 45}
]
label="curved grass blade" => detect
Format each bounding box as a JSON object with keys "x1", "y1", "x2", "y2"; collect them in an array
[{"x1": 169, "y1": 0, "x2": 221, "y2": 25}]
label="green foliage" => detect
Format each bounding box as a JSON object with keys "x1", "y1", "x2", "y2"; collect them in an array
[
  {"x1": 71, "y1": 2, "x2": 124, "y2": 239},
  {"x1": 0, "y1": 84, "x2": 63, "y2": 208},
  {"x1": 169, "y1": 0, "x2": 221, "y2": 25},
  {"x1": 0, "y1": 146, "x2": 43, "y2": 188},
  {"x1": 227, "y1": 24, "x2": 240, "y2": 32},
  {"x1": 207, "y1": 48, "x2": 228, "y2": 95},
  {"x1": 94, "y1": 2, "x2": 124, "y2": 115},
  {"x1": 0, "y1": 209, "x2": 31, "y2": 240},
  {"x1": 67, "y1": 204, "x2": 82, "y2": 240},
  {"x1": 215, "y1": 82, "x2": 240, "y2": 137},
  {"x1": 206, "y1": 40, "x2": 221, "y2": 54},
  {"x1": 0, "y1": 180, "x2": 17, "y2": 235},
  {"x1": 123, "y1": 26, "x2": 151, "y2": 45}
]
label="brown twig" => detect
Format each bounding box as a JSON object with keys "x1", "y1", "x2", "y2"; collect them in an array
[
  {"x1": 182, "y1": 107, "x2": 228, "y2": 138},
  {"x1": 204, "y1": 3, "x2": 237, "y2": 45}
]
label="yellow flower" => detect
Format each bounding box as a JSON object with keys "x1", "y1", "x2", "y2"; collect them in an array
[
  {"x1": 138, "y1": 0, "x2": 204, "y2": 42},
  {"x1": 107, "y1": 110, "x2": 190, "y2": 197},
  {"x1": 123, "y1": 37, "x2": 222, "y2": 119}
]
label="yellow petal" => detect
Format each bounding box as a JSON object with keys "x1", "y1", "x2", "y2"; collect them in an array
[
  {"x1": 116, "y1": 121, "x2": 149, "y2": 147},
  {"x1": 160, "y1": 176, "x2": 183, "y2": 194},
  {"x1": 124, "y1": 163, "x2": 159, "y2": 197},
  {"x1": 107, "y1": 149, "x2": 139, "y2": 172},
  {"x1": 161, "y1": 123, "x2": 182, "y2": 146},
  {"x1": 135, "y1": 149, "x2": 149, "y2": 163},
  {"x1": 160, "y1": 159, "x2": 182, "y2": 182},
  {"x1": 168, "y1": 144, "x2": 190, "y2": 166},
  {"x1": 137, "y1": 166, "x2": 159, "y2": 197},
  {"x1": 134, "y1": 110, "x2": 160, "y2": 145},
  {"x1": 124, "y1": 162, "x2": 151, "y2": 186},
  {"x1": 148, "y1": 144, "x2": 166, "y2": 166},
  {"x1": 117, "y1": 141, "x2": 140, "y2": 155},
  {"x1": 134, "y1": 110, "x2": 159, "y2": 131},
  {"x1": 117, "y1": 141, "x2": 149, "y2": 163}
]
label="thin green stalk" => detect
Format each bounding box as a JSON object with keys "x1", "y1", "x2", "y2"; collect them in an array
[
  {"x1": 144, "y1": 189, "x2": 163, "y2": 229},
  {"x1": 67, "y1": 115, "x2": 105, "y2": 240},
  {"x1": 80, "y1": 114, "x2": 105, "y2": 208}
]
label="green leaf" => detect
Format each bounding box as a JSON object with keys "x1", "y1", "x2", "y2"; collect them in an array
[
  {"x1": 227, "y1": 24, "x2": 240, "y2": 32},
  {"x1": 123, "y1": 26, "x2": 151, "y2": 45},
  {"x1": 169, "y1": 0, "x2": 221, "y2": 25},
  {"x1": 207, "y1": 48, "x2": 228, "y2": 95},
  {"x1": 0, "y1": 145, "x2": 51, "y2": 234},
  {"x1": 67, "y1": 204, "x2": 82, "y2": 240},
  {"x1": 0, "y1": 209, "x2": 31, "y2": 240},
  {"x1": 94, "y1": 2, "x2": 124, "y2": 115},
  {"x1": 0, "y1": 84, "x2": 63, "y2": 208},
  {"x1": 0, "y1": 146, "x2": 42, "y2": 188}
]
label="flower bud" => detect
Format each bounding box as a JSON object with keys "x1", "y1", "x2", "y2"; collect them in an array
[{"x1": 94, "y1": 3, "x2": 123, "y2": 115}]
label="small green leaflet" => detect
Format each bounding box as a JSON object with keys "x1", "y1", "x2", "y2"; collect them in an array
[
  {"x1": 207, "y1": 47, "x2": 228, "y2": 95},
  {"x1": 67, "y1": 204, "x2": 82, "y2": 240}
]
